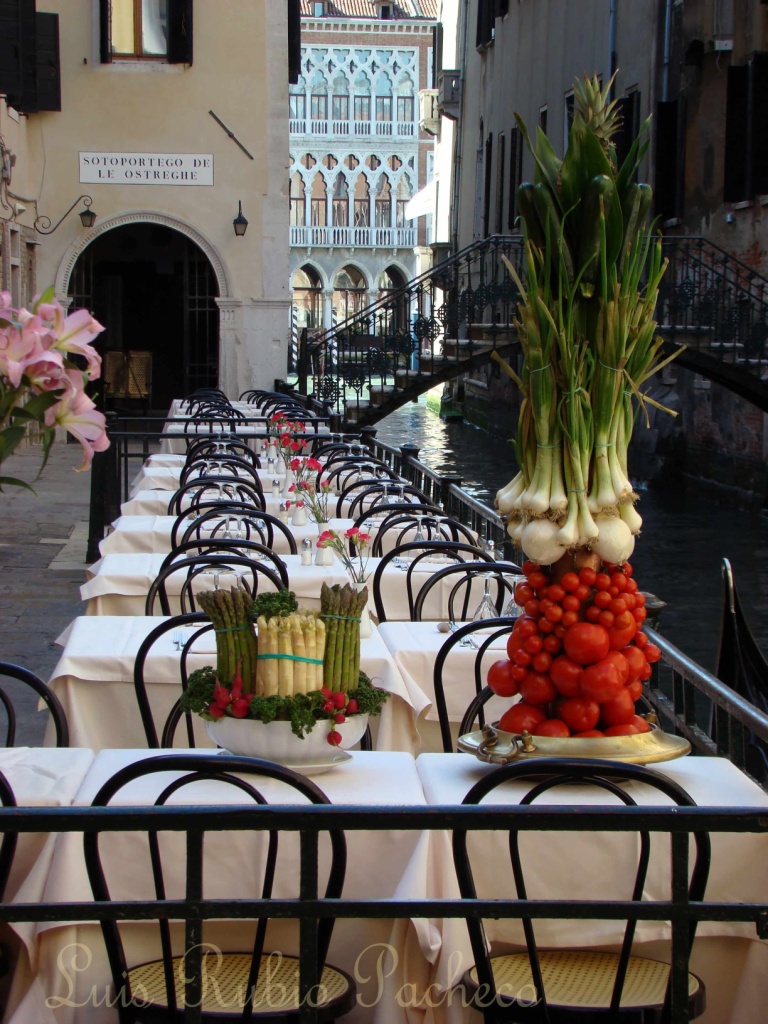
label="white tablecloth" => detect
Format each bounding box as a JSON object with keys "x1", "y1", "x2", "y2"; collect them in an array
[
  {"x1": 80, "y1": 552, "x2": 354, "y2": 616},
  {"x1": 390, "y1": 753, "x2": 768, "y2": 1024},
  {"x1": 159, "y1": 421, "x2": 329, "y2": 455},
  {"x1": 99, "y1": 515, "x2": 355, "y2": 557},
  {"x1": 0, "y1": 749, "x2": 95, "y2": 1019},
  {"x1": 49, "y1": 617, "x2": 419, "y2": 752},
  {"x1": 8, "y1": 749, "x2": 425, "y2": 1024}
]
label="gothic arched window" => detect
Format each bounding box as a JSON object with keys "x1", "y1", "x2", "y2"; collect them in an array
[{"x1": 331, "y1": 73, "x2": 349, "y2": 122}]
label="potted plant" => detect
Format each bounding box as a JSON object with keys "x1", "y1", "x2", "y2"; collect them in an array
[{"x1": 180, "y1": 586, "x2": 388, "y2": 759}]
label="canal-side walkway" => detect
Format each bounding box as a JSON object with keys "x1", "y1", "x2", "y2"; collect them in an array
[{"x1": 0, "y1": 440, "x2": 92, "y2": 743}]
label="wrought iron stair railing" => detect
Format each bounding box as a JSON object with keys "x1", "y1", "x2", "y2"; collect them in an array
[
  {"x1": 296, "y1": 235, "x2": 526, "y2": 425},
  {"x1": 296, "y1": 234, "x2": 768, "y2": 428}
]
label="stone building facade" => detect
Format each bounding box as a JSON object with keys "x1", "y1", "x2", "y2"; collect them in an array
[
  {"x1": 289, "y1": 0, "x2": 436, "y2": 340},
  {"x1": 1, "y1": 0, "x2": 291, "y2": 409},
  {"x1": 430, "y1": 0, "x2": 768, "y2": 504}
]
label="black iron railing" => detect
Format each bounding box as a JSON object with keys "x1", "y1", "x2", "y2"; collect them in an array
[
  {"x1": 299, "y1": 235, "x2": 525, "y2": 424},
  {"x1": 298, "y1": 234, "x2": 768, "y2": 427},
  {"x1": 0, "y1": 803, "x2": 765, "y2": 1023}
]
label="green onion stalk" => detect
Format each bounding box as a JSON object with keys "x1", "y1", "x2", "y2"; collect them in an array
[{"x1": 494, "y1": 74, "x2": 682, "y2": 568}]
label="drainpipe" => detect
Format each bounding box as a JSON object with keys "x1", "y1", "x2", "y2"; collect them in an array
[
  {"x1": 450, "y1": 0, "x2": 469, "y2": 252},
  {"x1": 608, "y1": 0, "x2": 617, "y2": 97},
  {"x1": 662, "y1": 0, "x2": 673, "y2": 101}
]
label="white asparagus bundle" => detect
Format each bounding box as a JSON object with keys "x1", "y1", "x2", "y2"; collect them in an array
[{"x1": 255, "y1": 612, "x2": 327, "y2": 697}]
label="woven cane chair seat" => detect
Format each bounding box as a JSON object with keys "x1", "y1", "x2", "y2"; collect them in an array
[
  {"x1": 466, "y1": 950, "x2": 703, "y2": 1012},
  {"x1": 129, "y1": 952, "x2": 354, "y2": 1015}
]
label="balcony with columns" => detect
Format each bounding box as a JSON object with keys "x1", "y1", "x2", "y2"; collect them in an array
[
  {"x1": 289, "y1": 118, "x2": 417, "y2": 139},
  {"x1": 289, "y1": 224, "x2": 416, "y2": 248}
]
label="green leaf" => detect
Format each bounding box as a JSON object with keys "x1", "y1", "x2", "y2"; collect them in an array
[
  {"x1": 0, "y1": 426, "x2": 29, "y2": 463},
  {"x1": 15, "y1": 390, "x2": 62, "y2": 421},
  {"x1": 32, "y1": 286, "x2": 55, "y2": 312},
  {"x1": 0, "y1": 475, "x2": 37, "y2": 493},
  {"x1": 515, "y1": 113, "x2": 562, "y2": 197},
  {"x1": 560, "y1": 118, "x2": 613, "y2": 214}
]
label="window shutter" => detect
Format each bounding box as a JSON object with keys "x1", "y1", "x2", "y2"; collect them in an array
[
  {"x1": 99, "y1": 0, "x2": 111, "y2": 63},
  {"x1": 724, "y1": 65, "x2": 748, "y2": 202},
  {"x1": 654, "y1": 99, "x2": 680, "y2": 220},
  {"x1": 35, "y1": 12, "x2": 60, "y2": 112},
  {"x1": 167, "y1": 0, "x2": 193, "y2": 65},
  {"x1": 614, "y1": 92, "x2": 640, "y2": 175},
  {"x1": 507, "y1": 125, "x2": 521, "y2": 230},
  {"x1": 13, "y1": 0, "x2": 36, "y2": 111},
  {"x1": 483, "y1": 132, "x2": 493, "y2": 237},
  {"x1": 749, "y1": 53, "x2": 768, "y2": 195},
  {"x1": 0, "y1": 0, "x2": 22, "y2": 100},
  {"x1": 495, "y1": 0, "x2": 510, "y2": 16},
  {"x1": 432, "y1": 23, "x2": 443, "y2": 88},
  {"x1": 288, "y1": 0, "x2": 301, "y2": 85}
]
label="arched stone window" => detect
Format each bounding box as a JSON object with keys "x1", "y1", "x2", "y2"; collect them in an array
[
  {"x1": 331, "y1": 73, "x2": 349, "y2": 123},
  {"x1": 396, "y1": 173, "x2": 413, "y2": 228},
  {"x1": 333, "y1": 265, "x2": 367, "y2": 321},
  {"x1": 310, "y1": 172, "x2": 327, "y2": 226},
  {"x1": 293, "y1": 265, "x2": 322, "y2": 330},
  {"x1": 289, "y1": 75, "x2": 306, "y2": 121},
  {"x1": 354, "y1": 173, "x2": 370, "y2": 227},
  {"x1": 310, "y1": 69, "x2": 328, "y2": 121},
  {"x1": 375, "y1": 73, "x2": 393, "y2": 123},
  {"x1": 353, "y1": 71, "x2": 371, "y2": 125},
  {"x1": 290, "y1": 171, "x2": 305, "y2": 226},
  {"x1": 332, "y1": 172, "x2": 349, "y2": 227},
  {"x1": 397, "y1": 75, "x2": 414, "y2": 123},
  {"x1": 375, "y1": 173, "x2": 391, "y2": 228}
]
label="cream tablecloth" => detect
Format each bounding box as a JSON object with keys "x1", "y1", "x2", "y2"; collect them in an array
[
  {"x1": 7, "y1": 749, "x2": 425, "y2": 1024},
  {"x1": 99, "y1": 515, "x2": 355, "y2": 556},
  {"x1": 384, "y1": 753, "x2": 768, "y2": 1024},
  {"x1": 0, "y1": 748, "x2": 95, "y2": 1020},
  {"x1": 49, "y1": 617, "x2": 419, "y2": 752}
]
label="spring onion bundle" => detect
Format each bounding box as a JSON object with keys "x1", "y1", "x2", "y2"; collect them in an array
[{"x1": 495, "y1": 75, "x2": 680, "y2": 567}]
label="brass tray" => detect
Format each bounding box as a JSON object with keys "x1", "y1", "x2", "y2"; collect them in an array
[{"x1": 457, "y1": 722, "x2": 691, "y2": 766}]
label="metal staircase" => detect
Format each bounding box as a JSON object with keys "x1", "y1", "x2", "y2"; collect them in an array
[{"x1": 294, "y1": 235, "x2": 768, "y2": 428}]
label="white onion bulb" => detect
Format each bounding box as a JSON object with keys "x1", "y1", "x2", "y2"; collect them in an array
[
  {"x1": 520, "y1": 518, "x2": 567, "y2": 566},
  {"x1": 592, "y1": 512, "x2": 635, "y2": 564}
]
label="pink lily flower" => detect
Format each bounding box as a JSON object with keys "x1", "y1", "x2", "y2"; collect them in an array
[
  {"x1": 44, "y1": 376, "x2": 109, "y2": 471},
  {"x1": 49, "y1": 307, "x2": 105, "y2": 381}
]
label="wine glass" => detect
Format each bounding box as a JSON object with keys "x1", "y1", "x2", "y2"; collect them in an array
[
  {"x1": 502, "y1": 573, "x2": 528, "y2": 619},
  {"x1": 471, "y1": 572, "x2": 498, "y2": 622}
]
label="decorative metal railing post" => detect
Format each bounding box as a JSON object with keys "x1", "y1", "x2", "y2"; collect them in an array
[
  {"x1": 399, "y1": 443, "x2": 420, "y2": 487},
  {"x1": 439, "y1": 473, "x2": 463, "y2": 513}
]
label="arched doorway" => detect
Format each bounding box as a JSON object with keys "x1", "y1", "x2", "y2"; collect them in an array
[
  {"x1": 68, "y1": 222, "x2": 220, "y2": 412},
  {"x1": 292, "y1": 265, "x2": 323, "y2": 330},
  {"x1": 333, "y1": 265, "x2": 367, "y2": 322}
]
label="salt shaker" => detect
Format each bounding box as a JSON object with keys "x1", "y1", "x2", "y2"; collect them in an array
[
  {"x1": 279, "y1": 500, "x2": 289, "y2": 523},
  {"x1": 301, "y1": 537, "x2": 313, "y2": 565},
  {"x1": 272, "y1": 477, "x2": 281, "y2": 498}
]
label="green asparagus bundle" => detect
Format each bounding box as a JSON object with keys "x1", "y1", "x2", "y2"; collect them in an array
[
  {"x1": 320, "y1": 582, "x2": 368, "y2": 693},
  {"x1": 254, "y1": 612, "x2": 326, "y2": 697},
  {"x1": 197, "y1": 587, "x2": 258, "y2": 692}
]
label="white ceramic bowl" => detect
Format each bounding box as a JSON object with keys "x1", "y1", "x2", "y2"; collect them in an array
[{"x1": 205, "y1": 714, "x2": 369, "y2": 762}]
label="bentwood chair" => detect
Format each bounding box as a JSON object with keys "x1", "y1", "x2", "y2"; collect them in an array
[
  {"x1": 131, "y1": 612, "x2": 211, "y2": 748},
  {"x1": 431, "y1": 618, "x2": 517, "y2": 752},
  {"x1": 184, "y1": 436, "x2": 261, "y2": 467},
  {"x1": 339, "y1": 481, "x2": 432, "y2": 519},
  {"x1": 0, "y1": 662, "x2": 69, "y2": 747},
  {"x1": 371, "y1": 509, "x2": 479, "y2": 556},
  {"x1": 412, "y1": 560, "x2": 522, "y2": 623},
  {"x1": 145, "y1": 554, "x2": 286, "y2": 615},
  {"x1": 161, "y1": 539, "x2": 288, "y2": 585},
  {"x1": 371, "y1": 540, "x2": 492, "y2": 622},
  {"x1": 179, "y1": 454, "x2": 263, "y2": 489},
  {"x1": 179, "y1": 506, "x2": 298, "y2": 554},
  {"x1": 452, "y1": 758, "x2": 710, "y2": 1023},
  {"x1": 167, "y1": 476, "x2": 266, "y2": 515},
  {"x1": 83, "y1": 754, "x2": 356, "y2": 1022}
]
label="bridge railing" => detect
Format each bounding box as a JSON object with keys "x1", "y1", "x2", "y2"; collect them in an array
[
  {"x1": 303, "y1": 235, "x2": 525, "y2": 424},
  {"x1": 657, "y1": 236, "x2": 768, "y2": 375}
]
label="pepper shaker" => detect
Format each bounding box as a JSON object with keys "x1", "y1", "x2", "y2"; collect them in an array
[
  {"x1": 279, "y1": 500, "x2": 289, "y2": 523},
  {"x1": 272, "y1": 477, "x2": 281, "y2": 498}
]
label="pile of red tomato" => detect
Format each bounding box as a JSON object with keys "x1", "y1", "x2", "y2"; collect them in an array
[{"x1": 488, "y1": 560, "x2": 661, "y2": 737}]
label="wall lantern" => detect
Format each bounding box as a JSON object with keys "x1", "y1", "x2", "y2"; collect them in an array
[
  {"x1": 233, "y1": 200, "x2": 248, "y2": 237},
  {"x1": 34, "y1": 195, "x2": 96, "y2": 235}
]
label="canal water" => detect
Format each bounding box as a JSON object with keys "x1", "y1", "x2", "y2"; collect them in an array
[{"x1": 376, "y1": 396, "x2": 768, "y2": 673}]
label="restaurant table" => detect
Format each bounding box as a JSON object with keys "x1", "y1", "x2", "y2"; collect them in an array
[
  {"x1": 380, "y1": 753, "x2": 768, "y2": 1024},
  {"x1": 118, "y1": 486, "x2": 291, "y2": 517},
  {"x1": 376, "y1": 620, "x2": 512, "y2": 750},
  {"x1": 159, "y1": 420, "x2": 329, "y2": 455},
  {"x1": 48, "y1": 617, "x2": 420, "y2": 752},
  {"x1": 6, "y1": 749, "x2": 426, "y2": 1024},
  {"x1": 0, "y1": 748, "x2": 95, "y2": 1018},
  {"x1": 128, "y1": 462, "x2": 279, "y2": 495},
  {"x1": 79, "y1": 552, "x2": 458, "y2": 622},
  {"x1": 99, "y1": 514, "x2": 355, "y2": 557}
]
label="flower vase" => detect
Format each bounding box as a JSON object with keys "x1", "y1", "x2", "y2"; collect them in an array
[
  {"x1": 291, "y1": 503, "x2": 308, "y2": 526},
  {"x1": 315, "y1": 540, "x2": 335, "y2": 566},
  {"x1": 267, "y1": 442, "x2": 278, "y2": 462},
  {"x1": 281, "y1": 468, "x2": 294, "y2": 498},
  {"x1": 354, "y1": 581, "x2": 372, "y2": 638}
]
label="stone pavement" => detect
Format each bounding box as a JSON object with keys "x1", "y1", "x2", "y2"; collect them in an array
[{"x1": 0, "y1": 438, "x2": 93, "y2": 743}]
